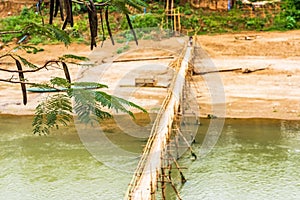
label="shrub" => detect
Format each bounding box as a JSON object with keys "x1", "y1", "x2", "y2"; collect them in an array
[
  {"x1": 121, "y1": 13, "x2": 161, "y2": 29},
  {"x1": 116, "y1": 45, "x2": 130, "y2": 54},
  {"x1": 286, "y1": 16, "x2": 297, "y2": 29},
  {"x1": 245, "y1": 18, "x2": 266, "y2": 30},
  {"x1": 0, "y1": 7, "x2": 44, "y2": 44}
]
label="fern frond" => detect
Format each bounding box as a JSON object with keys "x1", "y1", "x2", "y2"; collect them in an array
[
  {"x1": 32, "y1": 94, "x2": 72, "y2": 135},
  {"x1": 50, "y1": 77, "x2": 71, "y2": 88},
  {"x1": 30, "y1": 83, "x2": 53, "y2": 89},
  {"x1": 111, "y1": 0, "x2": 146, "y2": 13},
  {"x1": 71, "y1": 88, "x2": 99, "y2": 123},
  {"x1": 45, "y1": 24, "x2": 71, "y2": 46},
  {"x1": 95, "y1": 91, "x2": 147, "y2": 118},
  {"x1": 32, "y1": 81, "x2": 146, "y2": 134},
  {"x1": 71, "y1": 82, "x2": 108, "y2": 89},
  {"x1": 93, "y1": 107, "x2": 112, "y2": 119},
  {"x1": 23, "y1": 22, "x2": 71, "y2": 46},
  {"x1": 111, "y1": 0, "x2": 130, "y2": 14},
  {"x1": 112, "y1": 95, "x2": 147, "y2": 113},
  {"x1": 60, "y1": 54, "x2": 90, "y2": 62},
  {"x1": 126, "y1": 0, "x2": 147, "y2": 11},
  {"x1": 16, "y1": 55, "x2": 38, "y2": 68},
  {"x1": 95, "y1": 91, "x2": 131, "y2": 115},
  {"x1": 16, "y1": 45, "x2": 44, "y2": 54},
  {"x1": 65, "y1": 62, "x2": 94, "y2": 67}
]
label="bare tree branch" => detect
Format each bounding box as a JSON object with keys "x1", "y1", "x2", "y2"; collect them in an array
[
  {"x1": 0, "y1": 30, "x2": 23, "y2": 35},
  {"x1": 0, "y1": 54, "x2": 61, "y2": 73},
  {"x1": 0, "y1": 78, "x2": 37, "y2": 85}
]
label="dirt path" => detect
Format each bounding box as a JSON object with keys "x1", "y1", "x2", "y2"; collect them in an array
[{"x1": 0, "y1": 30, "x2": 299, "y2": 120}]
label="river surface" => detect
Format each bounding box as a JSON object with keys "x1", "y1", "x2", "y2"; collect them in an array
[
  {"x1": 178, "y1": 118, "x2": 300, "y2": 200},
  {"x1": 0, "y1": 116, "x2": 299, "y2": 199}
]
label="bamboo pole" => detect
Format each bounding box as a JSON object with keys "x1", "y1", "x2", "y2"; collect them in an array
[{"x1": 125, "y1": 44, "x2": 193, "y2": 200}]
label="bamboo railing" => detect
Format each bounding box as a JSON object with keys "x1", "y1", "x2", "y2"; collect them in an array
[{"x1": 125, "y1": 42, "x2": 194, "y2": 200}]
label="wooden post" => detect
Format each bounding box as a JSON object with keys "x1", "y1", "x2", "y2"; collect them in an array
[
  {"x1": 173, "y1": 9, "x2": 177, "y2": 33},
  {"x1": 178, "y1": 9, "x2": 181, "y2": 32},
  {"x1": 161, "y1": 156, "x2": 166, "y2": 200},
  {"x1": 175, "y1": 135, "x2": 179, "y2": 159}
]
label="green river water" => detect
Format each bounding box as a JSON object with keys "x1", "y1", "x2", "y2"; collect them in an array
[{"x1": 0, "y1": 115, "x2": 299, "y2": 200}]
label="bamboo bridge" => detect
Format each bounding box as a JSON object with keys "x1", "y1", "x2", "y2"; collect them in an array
[{"x1": 125, "y1": 40, "x2": 199, "y2": 200}]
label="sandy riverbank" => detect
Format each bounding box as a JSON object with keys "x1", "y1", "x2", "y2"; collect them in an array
[
  {"x1": 0, "y1": 30, "x2": 299, "y2": 120},
  {"x1": 195, "y1": 30, "x2": 300, "y2": 120}
]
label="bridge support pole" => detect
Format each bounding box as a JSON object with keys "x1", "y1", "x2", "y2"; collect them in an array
[{"x1": 125, "y1": 44, "x2": 194, "y2": 200}]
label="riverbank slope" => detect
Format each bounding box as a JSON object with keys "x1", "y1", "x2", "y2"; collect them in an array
[{"x1": 0, "y1": 30, "x2": 299, "y2": 120}]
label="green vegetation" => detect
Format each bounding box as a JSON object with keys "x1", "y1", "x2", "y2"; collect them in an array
[
  {"x1": 0, "y1": 7, "x2": 71, "y2": 45},
  {"x1": 0, "y1": 0, "x2": 300, "y2": 44},
  {"x1": 124, "y1": 13, "x2": 162, "y2": 29},
  {"x1": 0, "y1": 0, "x2": 147, "y2": 45},
  {"x1": 117, "y1": 44, "x2": 130, "y2": 54},
  {"x1": 1, "y1": 0, "x2": 299, "y2": 45},
  {"x1": 0, "y1": 0, "x2": 299, "y2": 135},
  {"x1": 32, "y1": 77, "x2": 146, "y2": 135},
  {"x1": 178, "y1": 1, "x2": 300, "y2": 35},
  {"x1": 0, "y1": 0, "x2": 148, "y2": 135},
  {"x1": 0, "y1": 37, "x2": 147, "y2": 135},
  {"x1": 0, "y1": 8, "x2": 40, "y2": 43},
  {"x1": 141, "y1": 0, "x2": 299, "y2": 34}
]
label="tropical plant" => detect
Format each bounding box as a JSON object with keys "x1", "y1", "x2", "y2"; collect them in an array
[
  {"x1": 0, "y1": 1, "x2": 148, "y2": 134},
  {"x1": 43, "y1": 0, "x2": 147, "y2": 49},
  {"x1": 32, "y1": 77, "x2": 146, "y2": 135}
]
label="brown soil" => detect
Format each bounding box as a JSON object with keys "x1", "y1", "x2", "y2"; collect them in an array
[
  {"x1": 195, "y1": 30, "x2": 300, "y2": 120},
  {"x1": 0, "y1": 1, "x2": 37, "y2": 17},
  {"x1": 1, "y1": 30, "x2": 300, "y2": 120}
]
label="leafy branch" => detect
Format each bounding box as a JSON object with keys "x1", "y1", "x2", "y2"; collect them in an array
[
  {"x1": 32, "y1": 93, "x2": 73, "y2": 135},
  {"x1": 0, "y1": 0, "x2": 148, "y2": 135},
  {"x1": 0, "y1": 52, "x2": 147, "y2": 135},
  {"x1": 32, "y1": 78, "x2": 147, "y2": 135}
]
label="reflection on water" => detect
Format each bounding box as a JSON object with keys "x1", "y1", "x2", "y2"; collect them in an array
[
  {"x1": 179, "y1": 118, "x2": 300, "y2": 200},
  {"x1": 1, "y1": 116, "x2": 300, "y2": 200}
]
